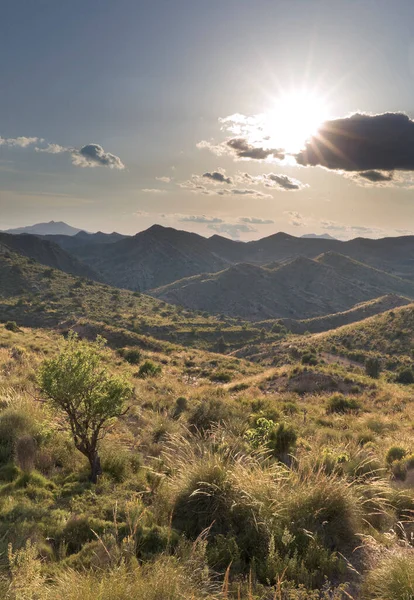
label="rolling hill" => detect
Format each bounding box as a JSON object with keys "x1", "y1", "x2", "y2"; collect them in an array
[
  {"x1": 67, "y1": 224, "x2": 230, "y2": 290},
  {"x1": 35, "y1": 224, "x2": 414, "y2": 291},
  {"x1": 151, "y1": 253, "x2": 414, "y2": 320},
  {"x1": 0, "y1": 245, "x2": 264, "y2": 351},
  {"x1": 275, "y1": 294, "x2": 411, "y2": 334},
  {"x1": 0, "y1": 232, "x2": 98, "y2": 280}
]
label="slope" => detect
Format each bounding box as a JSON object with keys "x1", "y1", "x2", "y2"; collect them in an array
[
  {"x1": 70, "y1": 224, "x2": 230, "y2": 290},
  {"x1": 150, "y1": 254, "x2": 414, "y2": 320},
  {"x1": 0, "y1": 246, "x2": 262, "y2": 351},
  {"x1": 0, "y1": 232, "x2": 98, "y2": 279}
]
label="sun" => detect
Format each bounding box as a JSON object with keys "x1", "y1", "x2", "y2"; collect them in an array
[{"x1": 265, "y1": 90, "x2": 330, "y2": 154}]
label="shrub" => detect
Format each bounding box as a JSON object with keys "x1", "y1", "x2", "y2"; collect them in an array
[
  {"x1": 301, "y1": 352, "x2": 318, "y2": 366},
  {"x1": 121, "y1": 348, "x2": 141, "y2": 365},
  {"x1": 171, "y1": 457, "x2": 271, "y2": 572},
  {"x1": 136, "y1": 360, "x2": 162, "y2": 378},
  {"x1": 245, "y1": 418, "x2": 297, "y2": 458},
  {"x1": 172, "y1": 397, "x2": 187, "y2": 419},
  {"x1": 209, "y1": 371, "x2": 232, "y2": 383},
  {"x1": 188, "y1": 398, "x2": 231, "y2": 432},
  {"x1": 395, "y1": 367, "x2": 414, "y2": 384},
  {"x1": 365, "y1": 357, "x2": 381, "y2": 379},
  {"x1": 326, "y1": 394, "x2": 359, "y2": 414},
  {"x1": 5, "y1": 321, "x2": 20, "y2": 332},
  {"x1": 386, "y1": 445, "x2": 406, "y2": 464},
  {"x1": 0, "y1": 409, "x2": 35, "y2": 464}
]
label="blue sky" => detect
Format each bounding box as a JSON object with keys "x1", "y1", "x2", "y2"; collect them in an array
[{"x1": 2, "y1": 0, "x2": 414, "y2": 239}]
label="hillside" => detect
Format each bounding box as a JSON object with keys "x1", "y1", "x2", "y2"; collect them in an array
[
  {"x1": 314, "y1": 302, "x2": 414, "y2": 360},
  {"x1": 2, "y1": 309, "x2": 414, "y2": 598},
  {"x1": 70, "y1": 224, "x2": 230, "y2": 290},
  {"x1": 275, "y1": 294, "x2": 411, "y2": 334},
  {"x1": 0, "y1": 232, "x2": 98, "y2": 279},
  {"x1": 0, "y1": 246, "x2": 263, "y2": 351},
  {"x1": 42, "y1": 224, "x2": 414, "y2": 290},
  {"x1": 151, "y1": 254, "x2": 414, "y2": 320}
]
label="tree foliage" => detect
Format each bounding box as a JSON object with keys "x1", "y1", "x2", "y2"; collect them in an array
[{"x1": 38, "y1": 333, "x2": 133, "y2": 482}]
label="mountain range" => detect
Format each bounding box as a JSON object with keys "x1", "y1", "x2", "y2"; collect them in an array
[
  {"x1": 151, "y1": 252, "x2": 414, "y2": 320},
  {"x1": 3, "y1": 221, "x2": 414, "y2": 323}
]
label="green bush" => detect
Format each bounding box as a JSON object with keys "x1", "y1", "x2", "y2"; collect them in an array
[
  {"x1": 301, "y1": 352, "x2": 318, "y2": 366},
  {"x1": 386, "y1": 446, "x2": 406, "y2": 464},
  {"x1": 395, "y1": 367, "x2": 414, "y2": 384},
  {"x1": 121, "y1": 348, "x2": 141, "y2": 365},
  {"x1": 365, "y1": 357, "x2": 381, "y2": 379},
  {"x1": 245, "y1": 418, "x2": 297, "y2": 458},
  {"x1": 0, "y1": 409, "x2": 36, "y2": 464},
  {"x1": 136, "y1": 360, "x2": 162, "y2": 378},
  {"x1": 188, "y1": 398, "x2": 231, "y2": 432},
  {"x1": 209, "y1": 371, "x2": 232, "y2": 383},
  {"x1": 326, "y1": 394, "x2": 359, "y2": 414},
  {"x1": 5, "y1": 321, "x2": 20, "y2": 332}
]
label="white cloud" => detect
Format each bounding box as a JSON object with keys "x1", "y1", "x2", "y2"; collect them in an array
[
  {"x1": 239, "y1": 216, "x2": 274, "y2": 224},
  {"x1": 0, "y1": 136, "x2": 39, "y2": 148},
  {"x1": 72, "y1": 143, "x2": 125, "y2": 169},
  {"x1": 179, "y1": 215, "x2": 224, "y2": 224}
]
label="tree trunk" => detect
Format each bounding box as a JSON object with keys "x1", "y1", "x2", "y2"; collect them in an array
[{"x1": 88, "y1": 451, "x2": 102, "y2": 484}]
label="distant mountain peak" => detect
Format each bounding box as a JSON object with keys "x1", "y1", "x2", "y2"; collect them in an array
[
  {"x1": 4, "y1": 221, "x2": 85, "y2": 236},
  {"x1": 301, "y1": 233, "x2": 337, "y2": 240}
]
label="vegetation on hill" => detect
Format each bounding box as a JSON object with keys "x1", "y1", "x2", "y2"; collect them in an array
[
  {"x1": 46, "y1": 225, "x2": 414, "y2": 291},
  {"x1": 1, "y1": 236, "x2": 414, "y2": 598},
  {"x1": 0, "y1": 246, "x2": 269, "y2": 352},
  {"x1": 151, "y1": 254, "x2": 414, "y2": 320},
  {"x1": 1, "y1": 318, "x2": 414, "y2": 598}
]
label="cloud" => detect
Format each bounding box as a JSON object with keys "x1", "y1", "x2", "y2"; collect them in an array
[
  {"x1": 141, "y1": 188, "x2": 167, "y2": 194},
  {"x1": 35, "y1": 143, "x2": 68, "y2": 154},
  {"x1": 179, "y1": 215, "x2": 224, "y2": 224},
  {"x1": 226, "y1": 138, "x2": 284, "y2": 160},
  {"x1": 358, "y1": 170, "x2": 393, "y2": 182},
  {"x1": 0, "y1": 136, "x2": 39, "y2": 147},
  {"x1": 296, "y1": 112, "x2": 414, "y2": 172},
  {"x1": 197, "y1": 137, "x2": 284, "y2": 162},
  {"x1": 216, "y1": 188, "x2": 272, "y2": 199},
  {"x1": 284, "y1": 211, "x2": 307, "y2": 227},
  {"x1": 348, "y1": 169, "x2": 397, "y2": 187},
  {"x1": 207, "y1": 222, "x2": 256, "y2": 240},
  {"x1": 155, "y1": 176, "x2": 172, "y2": 183},
  {"x1": 72, "y1": 143, "x2": 125, "y2": 169},
  {"x1": 239, "y1": 217, "x2": 274, "y2": 224},
  {"x1": 264, "y1": 173, "x2": 307, "y2": 191},
  {"x1": 202, "y1": 170, "x2": 232, "y2": 184}
]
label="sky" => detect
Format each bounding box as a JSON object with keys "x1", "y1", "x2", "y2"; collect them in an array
[{"x1": 2, "y1": 0, "x2": 414, "y2": 240}]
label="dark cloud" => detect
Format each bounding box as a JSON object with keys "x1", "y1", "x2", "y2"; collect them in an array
[
  {"x1": 226, "y1": 138, "x2": 284, "y2": 160},
  {"x1": 358, "y1": 170, "x2": 393, "y2": 182},
  {"x1": 202, "y1": 171, "x2": 232, "y2": 184},
  {"x1": 296, "y1": 112, "x2": 414, "y2": 172},
  {"x1": 264, "y1": 173, "x2": 306, "y2": 190},
  {"x1": 72, "y1": 143, "x2": 125, "y2": 169}
]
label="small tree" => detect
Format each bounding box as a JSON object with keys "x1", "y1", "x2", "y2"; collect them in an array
[{"x1": 38, "y1": 333, "x2": 133, "y2": 483}]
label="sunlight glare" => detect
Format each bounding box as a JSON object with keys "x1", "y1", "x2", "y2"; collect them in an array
[{"x1": 265, "y1": 90, "x2": 330, "y2": 154}]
